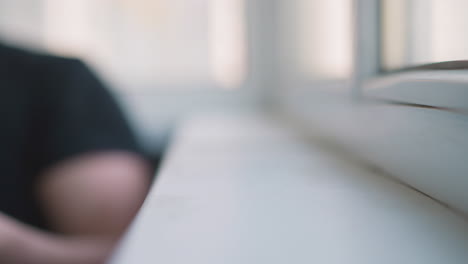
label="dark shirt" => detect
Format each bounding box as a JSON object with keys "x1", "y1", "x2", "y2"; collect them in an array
[{"x1": 0, "y1": 43, "x2": 141, "y2": 231}]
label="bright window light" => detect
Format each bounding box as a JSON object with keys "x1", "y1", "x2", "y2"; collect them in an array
[
  {"x1": 295, "y1": 0, "x2": 353, "y2": 79},
  {"x1": 42, "y1": 0, "x2": 247, "y2": 90},
  {"x1": 382, "y1": 0, "x2": 468, "y2": 70}
]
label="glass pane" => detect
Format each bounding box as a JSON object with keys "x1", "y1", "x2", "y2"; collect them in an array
[
  {"x1": 285, "y1": 0, "x2": 353, "y2": 80},
  {"x1": 381, "y1": 0, "x2": 468, "y2": 71}
]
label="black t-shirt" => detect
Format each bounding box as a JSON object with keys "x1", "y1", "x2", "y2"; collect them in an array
[{"x1": 0, "y1": 43, "x2": 142, "y2": 231}]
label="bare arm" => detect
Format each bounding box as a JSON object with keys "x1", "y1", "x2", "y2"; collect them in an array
[
  {"x1": 0, "y1": 212, "x2": 111, "y2": 264},
  {"x1": 0, "y1": 152, "x2": 150, "y2": 264}
]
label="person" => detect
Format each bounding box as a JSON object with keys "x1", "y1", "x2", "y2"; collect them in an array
[{"x1": 0, "y1": 42, "x2": 152, "y2": 264}]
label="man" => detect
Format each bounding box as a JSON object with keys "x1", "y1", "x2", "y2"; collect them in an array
[{"x1": 0, "y1": 42, "x2": 151, "y2": 263}]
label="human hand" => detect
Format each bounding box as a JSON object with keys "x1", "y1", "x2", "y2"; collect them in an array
[{"x1": 0, "y1": 212, "x2": 25, "y2": 262}]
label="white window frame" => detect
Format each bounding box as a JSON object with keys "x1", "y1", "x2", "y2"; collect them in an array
[
  {"x1": 353, "y1": 0, "x2": 468, "y2": 216},
  {"x1": 276, "y1": 0, "x2": 468, "y2": 217},
  {"x1": 356, "y1": 0, "x2": 468, "y2": 111}
]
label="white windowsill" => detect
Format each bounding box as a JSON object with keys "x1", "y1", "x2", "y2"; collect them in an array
[
  {"x1": 110, "y1": 114, "x2": 468, "y2": 264},
  {"x1": 363, "y1": 70, "x2": 468, "y2": 109}
]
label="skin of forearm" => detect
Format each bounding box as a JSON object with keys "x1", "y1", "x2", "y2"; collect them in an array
[{"x1": 0, "y1": 213, "x2": 115, "y2": 264}]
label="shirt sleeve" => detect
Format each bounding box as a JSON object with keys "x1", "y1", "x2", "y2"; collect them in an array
[{"x1": 33, "y1": 58, "x2": 143, "y2": 173}]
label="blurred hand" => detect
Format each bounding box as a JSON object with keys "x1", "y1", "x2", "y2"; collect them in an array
[
  {"x1": 0, "y1": 212, "x2": 112, "y2": 264},
  {"x1": 0, "y1": 212, "x2": 25, "y2": 262}
]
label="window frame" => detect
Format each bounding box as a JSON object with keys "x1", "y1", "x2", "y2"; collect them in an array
[
  {"x1": 275, "y1": 0, "x2": 468, "y2": 218},
  {"x1": 356, "y1": 0, "x2": 468, "y2": 111},
  {"x1": 350, "y1": 0, "x2": 468, "y2": 217}
]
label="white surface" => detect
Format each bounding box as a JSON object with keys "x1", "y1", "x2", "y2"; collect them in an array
[
  {"x1": 278, "y1": 88, "x2": 468, "y2": 217},
  {"x1": 364, "y1": 70, "x2": 468, "y2": 110},
  {"x1": 110, "y1": 115, "x2": 468, "y2": 264}
]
